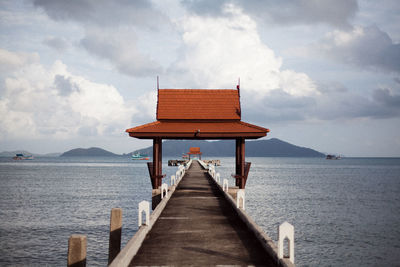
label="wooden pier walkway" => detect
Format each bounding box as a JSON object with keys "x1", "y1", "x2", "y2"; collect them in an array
[{"x1": 129, "y1": 160, "x2": 277, "y2": 266}]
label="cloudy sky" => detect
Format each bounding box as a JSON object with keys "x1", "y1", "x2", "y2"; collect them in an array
[{"x1": 0, "y1": 0, "x2": 399, "y2": 156}]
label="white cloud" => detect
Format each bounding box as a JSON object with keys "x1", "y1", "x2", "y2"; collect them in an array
[
  {"x1": 171, "y1": 4, "x2": 317, "y2": 97},
  {"x1": 0, "y1": 48, "x2": 39, "y2": 73},
  {"x1": 0, "y1": 50, "x2": 136, "y2": 139},
  {"x1": 135, "y1": 91, "x2": 157, "y2": 122}
]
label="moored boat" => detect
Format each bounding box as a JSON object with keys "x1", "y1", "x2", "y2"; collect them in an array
[
  {"x1": 13, "y1": 154, "x2": 34, "y2": 160},
  {"x1": 131, "y1": 153, "x2": 150, "y2": 160},
  {"x1": 326, "y1": 154, "x2": 341, "y2": 160}
]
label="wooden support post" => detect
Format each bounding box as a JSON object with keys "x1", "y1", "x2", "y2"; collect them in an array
[
  {"x1": 240, "y1": 138, "x2": 245, "y2": 189},
  {"x1": 235, "y1": 138, "x2": 240, "y2": 186},
  {"x1": 153, "y1": 138, "x2": 159, "y2": 189},
  {"x1": 108, "y1": 208, "x2": 122, "y2": 265},
  {"x1": 158, "y1": 138, "x2": 163, "y2": 188},
  {"x1": 67, "y1": 235, "x2": 87, "y2": 267}
]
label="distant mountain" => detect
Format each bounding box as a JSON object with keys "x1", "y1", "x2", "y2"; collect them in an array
[
  {"x1": 41, "y1": 152, "x2": 62, "y2": 157},
  {"x1": 60, "y1": 147, "x2": 120, "y2": 157},
  {"x1": 130, "y1": 138, "x2": 325, "y2": 157}
]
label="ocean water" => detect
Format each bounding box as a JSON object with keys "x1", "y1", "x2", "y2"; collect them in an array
[{"x1": 0, "y1": 157, "x2": 399, "y2": 266}]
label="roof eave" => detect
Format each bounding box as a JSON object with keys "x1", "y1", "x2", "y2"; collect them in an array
[{"x1": 128, "y1": 132, "x2": 267, "y2": 139}]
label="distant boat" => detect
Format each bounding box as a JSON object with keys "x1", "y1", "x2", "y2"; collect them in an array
[
  {"x1": 131, "y1": 153, "x2": 150, "y2": 160},
  {"x1": 326, "y1": 154, "x2": 341, "y2": 160},
  {"x1": 13, "y1": 154, "x2": 34, "y2": 160}
]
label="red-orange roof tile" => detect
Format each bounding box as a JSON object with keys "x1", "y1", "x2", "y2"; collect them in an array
[
  {"x1": 157, "y1": 89, "x2": 241, "y2": 120},
  {"x1": 188, "y1": 147, "x2": 201, "y2": 154}
]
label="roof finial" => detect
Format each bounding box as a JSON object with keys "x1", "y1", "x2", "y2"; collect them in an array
[
  {"x1": 157, "y1": 76, "x2": 159, "y2": 90},
  {"x1": 237, "y1": 77, "x2": 240, "y2": 97}
]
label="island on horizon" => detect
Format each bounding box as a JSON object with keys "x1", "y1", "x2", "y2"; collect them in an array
[{"x1": 0, "y1": 138, "x2": 325, "y2": 158}]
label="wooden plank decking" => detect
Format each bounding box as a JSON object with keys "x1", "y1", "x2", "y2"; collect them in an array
[{"x1": 129, "y1": 160, "x2": 277, "y2": 266}]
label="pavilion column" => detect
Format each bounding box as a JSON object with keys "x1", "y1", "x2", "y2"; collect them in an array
[
  {"x1": 240, "y1": 138, "x2": 245, "y2": 189},
  {"x1": 152, "y1": 138, "x2": 162, "y2": 189},
  {"x1": 158, "y1": 138, "x2": 163, "y2": 188},
  {"x1": 235, "y1": 139, "x2": 241, "y2": 186}
]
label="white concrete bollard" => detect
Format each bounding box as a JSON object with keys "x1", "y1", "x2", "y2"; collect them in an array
[
  {"x1": 179, "y1": 166, "x2": 184, "y2": 176},
  {"x1": 223, "y1": 179, "x2": 229, "y2": 192},
  {"x1": 278, "y1": 221, "x2": 294, "y2": 264},
  {"x1": 216, "y1": 173, "x2": 220, "y2": 183},
  {"x1": 161, "y1": 183, "x2": 168, "y2": 199},
  {"x1": 138, "y1": 201, "x2": 150, "y2": 227},
  {"x1": 236, "y1": 189, "x2": 245, "y2": 210},
  {"x1": 176, "y1": 171, "x2": 180, "y2": 181},
  {"x1": 171, "y1": 175, "x2": 176, "y2": 186}
]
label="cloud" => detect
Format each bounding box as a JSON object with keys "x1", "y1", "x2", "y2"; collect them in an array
[
  {"x1": 0, "y1": 48, "x2": 39, "y2": 73},
  {"x1": 373, "y1": 88, "x2": 400, "y2": 109},
  {"x1": 33, "y1": 0, "x2": 167, "y2": 30},
  {"x1": 43, "y1": 36, "x2": 69, "y2": 52},
  {"x1": 170, "y1": 4, "x2": 317, "y2": 97},
  {"x1": 182, "y1": 0, "x2": 358, "y2": 28},
  {"x1": 0, "y1": 49, "x2": 136, "y2": 139},
  {"x1": 243, "y1": 84, "x2": 400, "y2": 124},
  {"x1": 317, "y1": 25, "x2": 400, "y2": 73},
  {"x1": 80, "y1": 28, "x2": 162, "y2": 77},
  {"x1": 33, "y1": 0, "x2": 169, "y2": 77}
]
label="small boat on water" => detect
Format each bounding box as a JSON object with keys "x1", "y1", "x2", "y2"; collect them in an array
[
  {"x1": 131, "y1": 153, "x2": 150, "y2": 160},
  {"x1": 326, "y1": 154, "x2": 341, "y2": 160},
  {"x1": 13, "y1": 154, "x2": 34, "y2": 160}
]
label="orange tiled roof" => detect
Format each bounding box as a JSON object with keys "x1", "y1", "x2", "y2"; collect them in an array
[
  {"x1": 189, "y1": 147, "x2": 200, "y2": 153},
  {"x1": 126, "y1": 88, "x2": 269, "y2": 139},
  {"x1": 126, "y1": 121, "x2": 269, "y2": 139},
  {"x1": 188, "y1": 147, "x2": 201, "y2": 155},
  {"x1": 157, "y1": 89, "x2": 241, "y2": 120}
]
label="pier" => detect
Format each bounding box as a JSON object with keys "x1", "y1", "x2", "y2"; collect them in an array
[
  {"x1": 67, "y1": 86, "x2": 295, "y2": 266},
  {"x1": 131, "y1": 160, "x2": 274, "y2": 265},
  {"x1": 108, "y1": 159, "x2": 294, "y2": 266}
]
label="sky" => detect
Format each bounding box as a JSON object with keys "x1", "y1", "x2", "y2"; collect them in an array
[{"x1": 0, "y1": 0, "x2": 399, "y2": 157}]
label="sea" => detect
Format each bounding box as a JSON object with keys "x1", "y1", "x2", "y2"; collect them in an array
[{"x1": 0, "y1": 156, "x2": 399, "y2": 266}]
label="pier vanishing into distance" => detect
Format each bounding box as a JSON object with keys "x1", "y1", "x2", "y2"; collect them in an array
[
  {"x1": 67, "y1": 85, "x2": 295, "y2": 266},
  {"x1": 110, "y1": 159, "x2": 294, "y2": 266},
  {"x1": 132, "y1": 160, "x2": 267, "y2": 265}
]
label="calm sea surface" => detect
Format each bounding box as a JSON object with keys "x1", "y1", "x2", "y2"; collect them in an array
[{"x1": 0, "y1": 157, "x2": 399, "y2": 266}]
